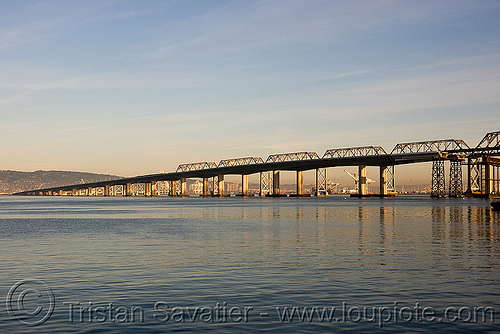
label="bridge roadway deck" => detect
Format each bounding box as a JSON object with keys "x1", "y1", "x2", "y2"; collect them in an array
[{"x1": 13, "y1": 152, "x2": 440, "y2": 195}]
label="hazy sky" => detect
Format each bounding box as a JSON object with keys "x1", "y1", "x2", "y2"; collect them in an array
[{"x1": 1, "y1": 1, "x2": 499, "y2": 185}]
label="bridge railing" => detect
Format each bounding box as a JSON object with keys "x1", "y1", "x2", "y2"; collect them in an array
[
  {"x1": 176, "y1": 162, "x2": 218, "y2": 172},
  {"x1": 322, "y1": 146, "x2": 387, "y2": 159},
  {"x1": 218, "y1": 157, "x2": 264, "y2": 167},
  {"x1": 265, "y1": 152, "x2": 320, "y2": 163},
  {"x1": 391, "y1": 139, "x2": 469, "y2": 154}
]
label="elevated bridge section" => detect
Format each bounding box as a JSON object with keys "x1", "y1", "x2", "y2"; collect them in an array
[{"x1": 14, "y1": 131, "x2": 500, "y2": 198}]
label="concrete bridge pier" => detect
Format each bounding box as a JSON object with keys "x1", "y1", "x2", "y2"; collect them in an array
[
  {"x1": 466, "y1": 157, "x2": 479, "y2": 195},
  {"x1": 181, "y1": 178, "x2": 187, "y2": 197},
  {"x1": 485, "y1": 163, "x2": 493, "y2": 195},
  {"x1": 380, "y1": 166, "x2": 388, "y2": 196},
  {"x1": 241, "y1": 175, "x2": 249, "y2": 197},
  {"x1": 124, "y1": 183, "x2": 131, "y2": 196},
  {"x1": 203, "y1": 178, "x2": 210, "y2": 197},
  {"x1": 104, "y1": 185, "x2": 110, "y2": 196},
  {"x1": 169, "y1": 180, "x2": 177, "y2": 196},
  {"x1": 218, "y1": 175, "x2": 225, "y2": 197},
  {"x1": 88, "y1": 187, "x2": 93, "y2": 196},
  {"x1": 273, "y1": 170, "x2": 280, "y2": 196},
  {"x1": 151, "y1": 181, "x2": 157, "y2": 196},
  {"x1": 358, "y1": 165, "x2": 367, "y2": 196},
  {"x1": 297, "y1": 171, "x2": 304, "y2": 197}
]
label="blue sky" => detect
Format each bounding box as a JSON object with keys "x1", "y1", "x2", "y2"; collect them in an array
[{"x1": 1, "y1": 0, "x2": 499, "y2": 185}]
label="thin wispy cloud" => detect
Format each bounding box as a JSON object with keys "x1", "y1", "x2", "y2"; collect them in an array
[{"x1": 0, "y1": 1, "x2": 499, "y2": 178}]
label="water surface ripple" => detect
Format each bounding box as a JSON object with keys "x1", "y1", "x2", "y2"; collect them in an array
[{"x1": 0, "y1": 196, "x2": 498, "y2": 333}]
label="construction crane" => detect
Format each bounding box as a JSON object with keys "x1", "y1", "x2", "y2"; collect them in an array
[
  {"x1": 326, "y1": 180, "x2": 341, "y2": 194},
  {"x1": 344, "y1": 169, "x2": 375, "y2": 187}
]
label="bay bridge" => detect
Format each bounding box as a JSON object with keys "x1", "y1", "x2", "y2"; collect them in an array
[{"x1": 14, "y1": 130, "x2": 500, "y2": 198}]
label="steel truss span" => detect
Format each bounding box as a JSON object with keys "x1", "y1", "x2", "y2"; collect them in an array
[
  {"x1": 323, "y1": 146, "x2": 387, "y2": 159},
  {"x1": 13, "y1": 131, "x2": 500, "y2": 198},
  {"x1": 265, "y1": 152, "x2": 320, "y2": 163},
  {"x1": 176, "y1": 162, "x2": 217, "y2": 172},
  {"x1": 391, "y1": 139, "x2": 469, "y2": 154},
  {"x1": 219, "y1": 157, "x2": 264, "y2": 167},
  {"x1": 475, "y1": 131, "x2": 500, "y2": 154}
]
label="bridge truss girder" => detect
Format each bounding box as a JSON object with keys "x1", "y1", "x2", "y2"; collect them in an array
[
  {"x1": 474, "y1": 131, "x2": 500, "y2": 155},
  {"x1": 323, "y1": 146, "x2": 387, "y2": 159},
  {"x1": 177, "y1": 161, "x2": 217, "y2": 172},
  {"x1": 266, "y1": 152, "x2": 320, "y2": 163},
  {"x1": 392, "y1": 139, "x2": 469, "y2": 154},
  {"x1": 219, "y1": 157, "x2": 264, "y2": 167}
]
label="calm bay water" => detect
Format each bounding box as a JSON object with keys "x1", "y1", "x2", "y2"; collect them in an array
[{"x1": 0, "y1": 195, "x2": 499, "y2": 333}]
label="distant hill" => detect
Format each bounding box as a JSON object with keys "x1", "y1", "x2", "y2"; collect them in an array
[{"x1": 0, "y1": 170, "x2": 122, "y2": 194}]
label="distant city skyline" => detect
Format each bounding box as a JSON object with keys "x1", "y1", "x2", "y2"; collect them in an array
[{"x1": 1, "y1": 1, "x2": 499, "y2": 185}]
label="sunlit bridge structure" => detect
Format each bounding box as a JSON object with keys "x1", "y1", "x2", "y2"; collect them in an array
[{"x1": 14, "y1": 131, "x2": 500, "y2": 198}]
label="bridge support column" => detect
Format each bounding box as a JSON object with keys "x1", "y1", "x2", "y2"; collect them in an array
[
  {"x1": 212, "y1": 176, "x2": 218, "y2": 196},
  {"x1": 203, "y1": 178, "x2": 209, "y2": 197},
  {"x1": 297, "y1": 171, "x2": 304, "y2": 197},
  {"x1": 466, "y1": 157, "x2": 480, "y2": 195},
  {"x1": 316, "y1": 168, "x2": 327, "y2": 196},
  {"x1": 358, "y1": 165, "x2": 367, "y2": 196},
  {"x1": 218, "y1": 175, "x2": 225, "y2": 197},
  {"x1": 485, "y1": 163, "x2": 493, "y2": 196},
  {"x1": 273, "y1": 171, "x2": 280, "y2": 196},
  {"x1": 260, "y1": 172, "x2": 271, "y2": 197},
  {"x1": 380, "y1": 166, "x2": 387, "y2": 196},
  {"x1": 151, "y1": 181, "x2": 157, "y2": 196},
  {"x1": 431, "y1": 159, "x2": 446, "y2": 197},
  {"x1": 104, "y1": 185, "x2": 110, "y2": 196},
  {"x1": 145, "y1": 182, "x2": 152, "y2": 197},
  {"x1": 241, "y1": 175, "x2": 248, "y2": 197},
  {"x1": 88, "y1": 187, "x2": 93, "y2": 196},
  {"x1": 125, "y1": 183, "x2": 131, "y2": 196},
  {"x1": 170, "y1": 181, "x2": 177, "y2": 196},
  {"x1": 72, "y1": 189, "x2": 77, "y2": 196},
  {"x1": 449, "y1": 160, "x2": 463, "y2": 197},
  {"x1": 181, "y1": 178, "x2": 187, "y2": 196}
]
